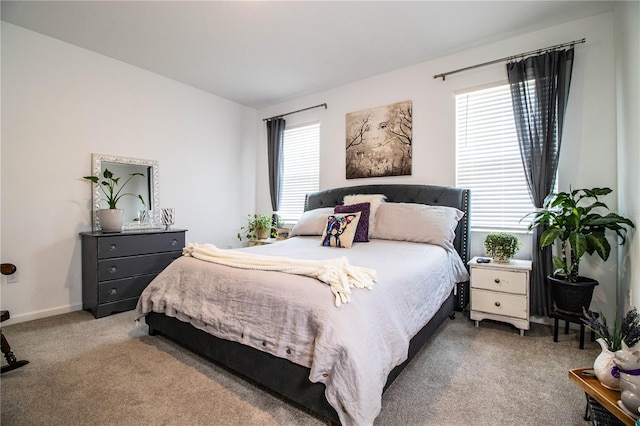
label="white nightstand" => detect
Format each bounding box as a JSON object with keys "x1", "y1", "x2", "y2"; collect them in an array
[{"x1": 468, "y1": 257, "x2": 532, "y2": 336}]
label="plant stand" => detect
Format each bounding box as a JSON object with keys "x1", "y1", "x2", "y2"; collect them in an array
[{"x1": 550, "y1": 309, "x2": 597, "y2": 349}]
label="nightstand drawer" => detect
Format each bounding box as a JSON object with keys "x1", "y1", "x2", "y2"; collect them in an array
[
  {"x1": 471, "y1": 289, "x2": 528, "y2": 319},
  {"x1": 98, "y1": 274, "x2": 156, "y2": 303},
  {"x1": 98, "y1": 252, "x2": 180, "y2": 281},
  {"x1": 471, "y1": 268, "x2": 527, "y2": 295},
  {"x1": 97, "y1": 232, "x2": 185, "y2": 259}
]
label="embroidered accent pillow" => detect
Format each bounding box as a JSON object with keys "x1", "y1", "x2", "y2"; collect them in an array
[
  {"x1": 321, "y1": 212, "x2": 361, "y2": 248},
  {"x1": 290, "y1": 207, "x2": 335, "y2": 237},
  {"x1": 334, "y1": 202, "x2": 370, "y2": 242}
]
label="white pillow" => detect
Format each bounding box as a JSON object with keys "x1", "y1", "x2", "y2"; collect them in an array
[
  {"x1": 289, "y1": 207, "x2": 335, "y2": 236},
  {"x1": 370, "y1": 203, "x2": 464, "y2": 251},
  {"x1": 343, "y1": 194, "x2": 386, "y2": 233}
]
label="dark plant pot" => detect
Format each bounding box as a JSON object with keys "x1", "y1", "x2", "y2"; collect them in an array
[{"x1": 547, "y1": 275, "x2": 599, "y2": 315}]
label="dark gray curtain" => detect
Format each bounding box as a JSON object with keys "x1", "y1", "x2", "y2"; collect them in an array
[
  {"x1": 507, "y1": 48, "x2": 574, "y2": 316},
  {"x1": 267, "y1": 118, "x2": 286, "y2": 211}
]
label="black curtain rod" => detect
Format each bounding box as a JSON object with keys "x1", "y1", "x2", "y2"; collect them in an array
[
  {"x1": 262, "y1": 103, "x2": 327, "y2": 122},
  {"x1": 434, "y1": 38, "x2": 586, "y2": 81}
]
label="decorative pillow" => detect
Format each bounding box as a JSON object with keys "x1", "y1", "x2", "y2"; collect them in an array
[
  {"x1": 289, "y1": 207, "x2": 335, "y2": 237},
  {"x1": 320, "y1": 212, "x2": 361, "y2": 248},
  {"x1": 343, "y1": 194, "x2": 386, "y2": 233},
  {"x1": 370, "y1": 203, "x2": 464, "y2": 251},
  {"x1": 334, "y1": 203, "x2": 370, "y2": 242}
]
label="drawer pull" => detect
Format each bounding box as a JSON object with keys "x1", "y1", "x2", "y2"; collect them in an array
[
  {"x1": 495, "y1": 301, "x2": 501, "y2": 307},
  {"x1": 109, "y1": 266, "x2": 117, "y2": 274},
  {"x1": 171, "y1": 239, "x2": 178, "y2": 246},
  {"x1": 494, "y1": 278, "x2": 501, "y2": 284},
  {"x1": 109, "y1": 244, "x2": 117, "y2": 251},
  {"x1": 109, "y1": 288, "x2": 117, "y2": 296}
]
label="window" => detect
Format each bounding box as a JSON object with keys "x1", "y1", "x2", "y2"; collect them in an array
[
  {"x1": 455, "y1": 83, "x2": 534, "y2": 231},
  {"x1": 278, "y1": 122, "x2": 320, "y2": 224}
]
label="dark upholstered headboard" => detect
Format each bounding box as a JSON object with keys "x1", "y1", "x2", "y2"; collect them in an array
[
  {"x1": 305, "y1": 184, "x2": 470, "y2": 310},
  {"x1": 305, "y1": 184, "x2": 470, "y2": 263}
]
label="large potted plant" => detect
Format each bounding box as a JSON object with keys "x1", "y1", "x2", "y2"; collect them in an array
[
  {"x1": 527, "y1": 187, "x2": 635, "y2": 315},
  {"x1": 84, "y1": 168, "x2": 146, "y2": 232}
]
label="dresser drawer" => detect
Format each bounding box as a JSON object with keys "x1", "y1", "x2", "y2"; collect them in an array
[
  {"x1": 98, "y1": 274, "x2": 157, "y2": 303},
  {"x1": 98, "y1": 252, "x2": 180, "y2": 281},
  {"x1": 98, "y1": 232, "x2": 185, "y2": 259},
  {"x1": 471, "y1": 267, "x2": 527, "y2": 295},
  {"x1": 471, "y1": 289, "x2": 528, "y2": 319}
]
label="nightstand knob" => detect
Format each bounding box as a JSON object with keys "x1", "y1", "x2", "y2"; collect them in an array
[
  {"x1": 109, "y1": 266, "x2": 117, "y2": 274},
  {"x1": 109, "y1": 288, "x2": 117, "y2": 295},
  {"x1": 495, "y1": 301, "x2": 501, "y2": 307},
  {"x1": 109, "y1": 244, "x2": 117, "y2": 251},
  {"x1": 171, "y1": 239, "x2": 178, "y2": 246},
  {"x1": 494, "y1": 278, "x2": 501, "y2": 284}
]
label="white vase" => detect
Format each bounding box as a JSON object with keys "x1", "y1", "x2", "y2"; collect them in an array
[
  {"x1": 98, "y1": 209, "x2": 124, "y2": 232},
  {"x1": 594, "y1": 338, "x2": 620, "y2": 390}
]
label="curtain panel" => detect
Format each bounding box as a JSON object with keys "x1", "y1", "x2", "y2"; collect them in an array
[
  {"x1": 267, "y1": 118, "x2": 286, "y2": 212},
  {"x1": 506, "y1": 48, "x2": 574, "y2": 316}
]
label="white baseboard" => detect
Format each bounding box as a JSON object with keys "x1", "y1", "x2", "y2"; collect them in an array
[{"x1": 1, "y1": 304, "x2": 84, "y2": 326}]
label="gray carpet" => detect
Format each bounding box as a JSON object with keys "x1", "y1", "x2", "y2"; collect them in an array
[{"x1": 1, "y1": 310, "x2": 598, "y2": 425}]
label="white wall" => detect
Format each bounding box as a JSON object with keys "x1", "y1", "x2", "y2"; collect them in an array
[
  {"x1": 257, "y1": 12, "x2": 624, "y2": 320},
  {"x1": 614, "y1": 1, "x2": 640, "y2": 311},
  {"x1": 0, "y1": 22, "x2": 258, "y2": 324}
]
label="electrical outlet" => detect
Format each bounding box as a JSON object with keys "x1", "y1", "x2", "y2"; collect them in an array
[{"x1": 7, "y1": 272, "x2": 18, "y2": 283}]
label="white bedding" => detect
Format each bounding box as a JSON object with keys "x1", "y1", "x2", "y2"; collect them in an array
[{"x1": 136, "y1": 237, "x2": 469, "y2": 426}]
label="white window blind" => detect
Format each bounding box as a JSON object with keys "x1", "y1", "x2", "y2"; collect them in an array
[
  {"x1": 278, "y1": 122, "x2": 320, "y2": 224},
  {"x1": 455, "y1": 84, "x2": 534, "y2": 231}
]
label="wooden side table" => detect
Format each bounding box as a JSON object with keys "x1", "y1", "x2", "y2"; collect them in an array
[{"x1": 569, "y1": 367, "x2": 636, "y2": 425}]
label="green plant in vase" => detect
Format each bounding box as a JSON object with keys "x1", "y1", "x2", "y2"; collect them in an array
[
  {"x1": 525, "y1": 187, "x2": 635, "y2": 315},
  {"x1": 83, "y1": 168, "x2": 146, "y2": 231},
  {"x1": 237, "y1": 214, "x2": 274, "y2": 241},
  {"x1": 483, "y1": 232, "x2": 520, "y2": 263}
]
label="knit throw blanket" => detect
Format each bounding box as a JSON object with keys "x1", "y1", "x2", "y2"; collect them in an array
[{"x1": 182, "y1": 243, "x2": 377, "y2": 307}]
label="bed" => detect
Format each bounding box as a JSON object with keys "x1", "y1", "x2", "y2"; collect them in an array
[{"x1": 137, "y1": 184, "x2": 470, "y2": 425}]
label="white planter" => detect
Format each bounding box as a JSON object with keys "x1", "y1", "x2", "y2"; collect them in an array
[
  {"x1": 594, "y1": 338, "x2": 620, "y2": 390},
  {"x1": 98, "y1": 209, "x2": 124, "y2": 232}
]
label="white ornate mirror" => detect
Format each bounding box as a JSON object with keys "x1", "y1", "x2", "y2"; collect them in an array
[{"x1": 90, "y1": 154, "x2": 160, "y2": 231}]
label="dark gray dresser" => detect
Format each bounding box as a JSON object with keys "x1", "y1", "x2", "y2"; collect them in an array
[{"x1": 80, "y1": 229, "x2": 186, "y2": 318}]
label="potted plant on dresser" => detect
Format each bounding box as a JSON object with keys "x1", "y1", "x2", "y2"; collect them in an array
[
  {"x1": 527, "y1": 187, "x2": 635, "y2": 315},
  {"x1": 83, "y1": 168, "x2": 146, "y2": 232}
]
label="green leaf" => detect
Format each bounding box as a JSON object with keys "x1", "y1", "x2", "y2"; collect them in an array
[
  {"x1": 586, "y1": 233, "x2": 610, "y2": 261},
  {"x1": 569, "y1": 233, "x2": 587, "y2": 260},
  {"x1": 540, "y1": 229, "x2": 561, "y2": 247}
]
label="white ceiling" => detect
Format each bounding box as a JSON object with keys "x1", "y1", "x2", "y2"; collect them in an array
[{"x1": 1, "y1": 1, "x2": 614, "y2": 109}]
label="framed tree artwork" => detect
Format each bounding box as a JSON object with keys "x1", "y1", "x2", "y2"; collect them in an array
[{"x1": 345, "y1": 100, "x2": 412, "y2": 179}]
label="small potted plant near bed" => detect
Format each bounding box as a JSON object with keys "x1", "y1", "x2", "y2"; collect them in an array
[
  {"x1": 84, "y1": 168, "x2": 146, "y2": 232},
  {"x1": 526, "y1": 187, "x2": 635, "y2": 315},
  {"x1": 237, "y1": 213, "x2": 273, "y2": 241},
  {"x1": 483, "y1": 232, "x2": 520, "y2": 263}
]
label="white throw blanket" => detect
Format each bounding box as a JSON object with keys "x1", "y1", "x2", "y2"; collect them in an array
[{"x1": 183, "y1": 243, "x2": 377, "y2": 306}]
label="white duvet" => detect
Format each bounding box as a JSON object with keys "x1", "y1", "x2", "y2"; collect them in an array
[{"x1": 136, "y1": 237, "x2": 469, "y2": 426}]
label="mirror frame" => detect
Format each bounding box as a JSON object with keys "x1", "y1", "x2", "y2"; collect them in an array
[{"x1": 90, "y1": 153, "x2": 160, "y2": 231}]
